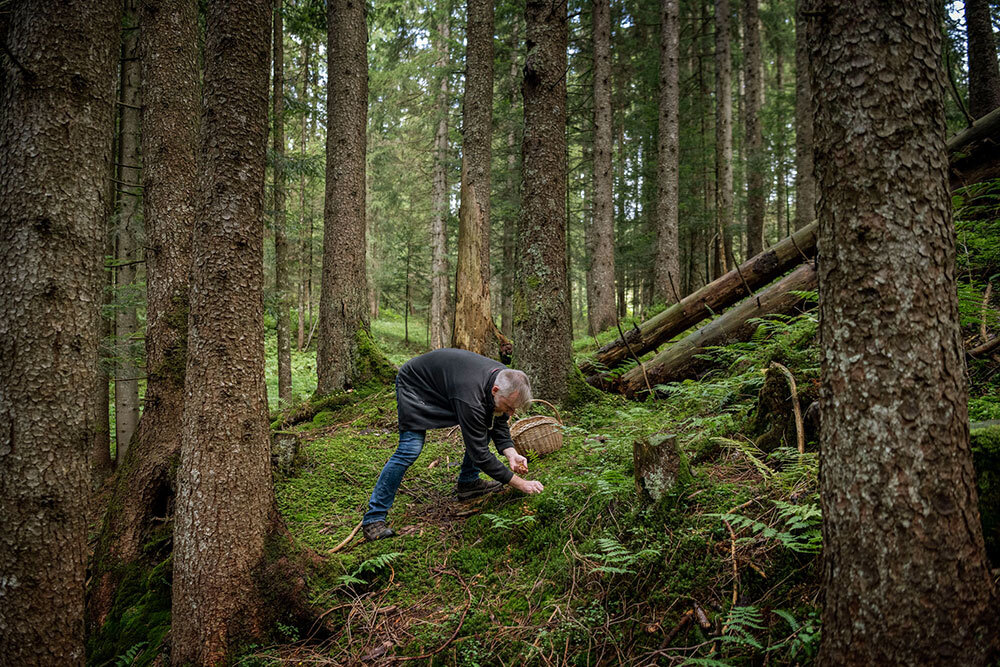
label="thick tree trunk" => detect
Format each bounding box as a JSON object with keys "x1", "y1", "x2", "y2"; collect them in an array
[
  {"x1": 115, "y1": 0, "x2": 142, "y2": 465},
  {"x1": 653, "y1": 0, "x2": 681, "y2": 306},
  {"x1": 715, "y1": 0, "x2": 734, "y2": 274},
  {"x1": 774, "y1": 45, "x2": 786, "y2": 237},
  {"x1": 516, "y1": 0, "x2": 572, "y2": 400},
  {"x1": 619, "y1": 262, "x2": 817, "y2": 397},
  {"x1": 793, "y1": 0, "x2": 815, "y2": 230},
  {"x1": 966, "y1": 0, "x2": 1000, "y2": 120},
  {"x1": 581, "y1": 221, "x2": 817, "y2": 377},
  {"x1": 273, "y1": 0, "x2": 292, "y2": 404},
  {"x1": 809, "y1": 2, "x2": 999, "y2": 663},
  {"x1": 297, "y1": 39, "x2": 310, "y2": 352},
  {"x1": 743, "y1": 0, "x2": 764, "y2": 258},
  {"x1": 0, "y1": 0, "x2": 120, "y2": 661},
  {"x1": 501, "y1": 18, "x2": 519, "y2": 338},
  {"x1": 588, "y1": 0, "x2": 617, "y2": 333},
  {"x1": 430, "y1": 5, "x2": 450, "y2": 349},
  {"x1": 88, "y1": 0, "x2": 199, "y2": 629},
  {"x1": 171, "y1": 1, "x2": 273, "y2": 663}
]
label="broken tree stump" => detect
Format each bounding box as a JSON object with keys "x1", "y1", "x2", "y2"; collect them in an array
[
  {"x1": 634, "y1": 433, "x2": 691, "y2": 502},
  {"x1": 271, "y1": 430, "x2": 300, "y2": 474}
]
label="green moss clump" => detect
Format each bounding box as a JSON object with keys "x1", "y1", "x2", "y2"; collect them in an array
[
  {"x1": 564, "y1": 364, "x2": 604, "y2": 408},
  {"x1": 351, "y1": 326, "x2": 398, "y2": 390},
  {"x1": 971, "y1": 423, "x2": 1000, "y2": 565}
]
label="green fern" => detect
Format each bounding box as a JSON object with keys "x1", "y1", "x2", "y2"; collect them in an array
[
  {"x1": 481, "y1": 513, "x2": 536, "y2": 531},
  {"x1": 115, "y1": 642, "x2": 148, "y2": 667},
  {"x1": 584, "y1": 536, "x2": 660, "y2": 575},
  {"x1": 711, "y1": 497, "x2": 822, "y2": 553},
  {"x1": 337, "y1": 551, "x2": 403, "y2": 587}
]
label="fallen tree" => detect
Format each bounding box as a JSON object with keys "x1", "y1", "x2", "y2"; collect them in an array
[
  {"x1": 948, "y1": 105, "x2": 1000, "y2": 191},
  {"x1": 619, "y1": 262, "x2": 818, "y2": 398},
  {"x1": 580, "y1": 221, "x2": 818, "y2": 378}
]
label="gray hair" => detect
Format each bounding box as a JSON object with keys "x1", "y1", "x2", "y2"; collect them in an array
[{"x1": 495, "y1": 369, "x2": 533, "y2": 408}]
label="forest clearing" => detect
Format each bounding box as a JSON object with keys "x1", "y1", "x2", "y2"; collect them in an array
[{"x1": 2, "y1": 0, "x2": 1000, "y2": 665}]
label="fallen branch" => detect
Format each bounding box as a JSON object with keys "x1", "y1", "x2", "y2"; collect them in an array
[
  {"x1": 969, "y1": 335, "x2": 1000, "y2": 358},
  {"x1": 395, "y1": 569, "x2": 473, "y2": 662},
  {"x1": 617, "y1": 317, "x2": 652, "y2": 397},
  {"x1": 330, "y1": 520, "x2": 362, "y2": 553},
  {"x1": 770, "y1": 362, "x2": 805, "y2": 454},
  {"x1": 658, "y1": 610, "x2": 694, "y2": 649},
  {"x1": 981, "y1": 283, "x2": 993, "y2": 344}
]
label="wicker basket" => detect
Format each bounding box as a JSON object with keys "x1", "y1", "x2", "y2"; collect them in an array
[{"x1": 510, "y1": 399, "x2": 564, "y2": 456}]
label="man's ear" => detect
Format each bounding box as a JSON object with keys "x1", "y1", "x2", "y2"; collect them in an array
[{"x1": 491, "y1": 385, "x2": 500, "y2": 396}]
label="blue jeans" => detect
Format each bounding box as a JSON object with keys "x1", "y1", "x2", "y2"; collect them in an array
[{"x1": 363, "y1": 430, "x2": 483, "y2": 526}]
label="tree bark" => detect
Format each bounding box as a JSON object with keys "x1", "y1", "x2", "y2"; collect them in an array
[
  {"x1": 742, "y1": 0, "x2": 764, "y2": 258},
  {"x1": 171, "y1": 0, "x2": 273, "y2": 663},
  {"x1": 0, "y1": 0, "x2": 120, "y2": 661},
  {"x1": 619, "y1": 262, "x2": 817, "y2": 397},
  {"x1": 501, "y1": 17, "x2": 520, "y2": 338},
  {"x1": 653, "y1": 0, "x2": 681, "y2": 306},
  {"x1": 581, "y1": 220, "x2": 818, "y2": 377},
  {"x1": 430, "y1": 3, "x2": 450, "y2": 349},
  {"x1": 774, "y1": 44, "x2": 787, "y2": 237},
  {"x1": 714, "y1": 0, "x2": 734, "y2": 275},
  {"x1": 115, "y1": 0, "x2": 142, "y2": 465},
  {"x1": 297, "y1": 39, "x2": 310, "y2": 352},
  {"x1": 516, "y1": 0, "x2": 572, "y2": 401},
  {"x1": 966, "y1": 0, "x2": 1000, "y2": 120},
  {"x1": 273, "y1": 0, "x2": 292, "y2": 404},
  {"x1": 793, "y1": 0, "x2": 815, "y2": 230},
  {"x1": 588, "y1": 0, "x2": 617, "y2": 333},
  {"x1": 809, "y1": 2, "x2": 999, "y2": 663}
]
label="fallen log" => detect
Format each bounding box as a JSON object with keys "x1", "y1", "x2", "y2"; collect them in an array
[
  {"x1": 948, "y1": 106, "x2": 1000, "y2": 191},
  {"x1": 619, "y1": 262, "x2": 818, "y2": 398},
  {"x1": 580, "y1": 221, "x2": 818, "y2": 377}
]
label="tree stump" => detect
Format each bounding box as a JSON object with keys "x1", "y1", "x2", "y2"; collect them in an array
[
  {"x1": 272, "y1": 431, "x2": 300, "y2": 474},
  {"x1": 634, "y1": 433, "x2": 690, "y2": 502}
]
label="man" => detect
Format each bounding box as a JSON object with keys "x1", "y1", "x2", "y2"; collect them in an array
[{"x1": 362, "y1": 348, "x2": 546, "y2": 541}]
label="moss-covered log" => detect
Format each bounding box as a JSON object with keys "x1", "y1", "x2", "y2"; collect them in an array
[{"x1": 971, "y1": 422, "x2": 1000, "y2": 565}]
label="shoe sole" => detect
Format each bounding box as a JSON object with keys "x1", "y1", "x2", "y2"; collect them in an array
[{"x1": 455, "y1": 485, "x2": 503, "y2": 501}]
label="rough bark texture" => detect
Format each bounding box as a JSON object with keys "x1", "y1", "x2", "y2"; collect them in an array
[
  {"x1": 0, "y1": 0, "x2": 120, "y2": 662},
  {"x1": 115, "y1": 0, "x2": 142, "y2": 464},
  {"x1": 653, "y1": 0, "x2": 681, "y2": 305},
  {"x1": 588, "y1": 0, "x2": 617, "y2": 333},
  {"x1": 793, "y1": 0, "x2": 815, "y2": 230},
  {"x1": 430, "y1": 6, "x2": 450, "y2": 350},
  {"x1": 774, "y1": 45, "x2": 787, "y2": 236},
  {"x1": 170, "y1": 1, "x2": 273, "y2": 663},
  {"x1": 742, "y1": 0, "x2": 764, "y2": 258},
  {"x1": 516, "y1": 0, "x2": 572, "y2": 401},
  {"x1": 619, "y1": 262, "x2": 817, "y2": 397},
  {"x1": 273, "y1": 0, "x2": 292, "y2": 403},
  {"x1": 809, "y1": 3, "x2": 999, "y2": 663},
  {"x1": 966, "y1": 0, "x2": 1000, "y2": 120},
  {"x1": 297, "y1": 39, "x2": 310, "y2": 352},
  {"x1": 318, "y1": 0, "x2": 377, "y2": 393},
  {"x1": 453, "y1": 0, "x2": 502, "y2": 358},
  {"x1": 501, "y1": 18, "x2": 520, "y2": 338},
  {"x1": 714, "y1": 0, "x2": 734, "y2": 274},
  {"x1": 581, "y1": 221, "x2": 817, "y2": 376},
  {"x1": 89, "y1": 0, "x2": 198, "y2": 627}
]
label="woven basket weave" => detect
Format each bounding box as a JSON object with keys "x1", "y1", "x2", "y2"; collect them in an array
[{"x1": 510, "y1": 399, "x2": 564, "y2": 456}]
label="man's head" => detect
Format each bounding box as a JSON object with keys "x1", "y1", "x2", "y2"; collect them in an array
[{"x1": 491, "y1": 369, "x2": 533, "y2": 417}]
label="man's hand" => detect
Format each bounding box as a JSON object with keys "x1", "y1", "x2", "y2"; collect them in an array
[
  {"x1": 505, "y1": 450, "x2": 529, "y2": 474},
  {"x1": 509, "y1": 475, "x2": 544, "y2": 495}
]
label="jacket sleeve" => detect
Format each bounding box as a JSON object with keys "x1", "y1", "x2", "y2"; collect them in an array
[
  {"x1": 489, "y1": 415, "x2": 516, "y2": 456},
  {"x1": 454, "y1": 400, "x2": 514, "y2": 484}
]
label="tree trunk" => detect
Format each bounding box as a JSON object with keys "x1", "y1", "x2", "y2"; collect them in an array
[
  {"x1": 588, "y1": 0, "x2": 617, "y2": 333},
  {"x1": 581, "y1": 220, "x2": 817, "y2": 377},
  {"x1": 453, "y1": 0, "x2": 505, "y2": 358},
  {"x1": 115, "y1": 0, "x2": 142, "y2": 465},
  {"x1": 88, "y1": 0, "x2": 199, "y2": 629},
  {"x1": 297, "y1": 39, "x2": 310, "y2": 352},
  {"x1": 171, "y1": 1, "x2": 273, "y2": 663},
  {"x1": 619, "y1": 262, "x2": 817, "y2": 397},
  {"x1": 516, "y1": 0, "x2": 572, "y2": 400},
  {"x1": 430, "y1": 3, "x2": 450, "y2": 349},
  {"x1": 743, "y1": 0, "x2": 764, "y2": 258},
  {"x1": 715, "y1": 0, "x2": 734, "y2": 274},
  {"x1": 501, "y1": 17, "x2": 519, "y2": 338},
  {"x1": 966, "y1": 0, "x2": 1000, "y2": 120},
  {"x1": 774, "y1": 45, "x2": 786, "y2": 237},
  {"x1": 793, "y1": 0, "x2": 815, "y2": 230},
  {"x1": 273, "y1": 0, "x2": 292, "y2": 404},
  {"x1": 0, "y1": 0, "x2": 120, "y2": 661},
  {"x1": 653, "y1": 0, "x2": 681, "y2": 305},
  {"x1": 93, "y1": 154, "x2": 116, "y2": 485},
  {"x1": 809, "y1": 2, "x2": 999, "y2": 662}
]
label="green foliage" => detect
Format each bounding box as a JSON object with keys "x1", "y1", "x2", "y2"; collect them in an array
[
  {"x1": 713, "y1": 498, "x2": 822, "y2": 554},
  {"x1": 337, "y1": 552, "x2": 404, "y2": 587},
  {"x1": 584, "y1": 536, "x2": 661, "y2": 575}
]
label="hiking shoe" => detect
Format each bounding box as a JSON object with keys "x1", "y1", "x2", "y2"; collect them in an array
[
  {"x1": 362, "y1": 521, "x2": 396, "y2": 542},
  {"x1": 455, "y1": 478, "x2": 504, "y2": 501}
]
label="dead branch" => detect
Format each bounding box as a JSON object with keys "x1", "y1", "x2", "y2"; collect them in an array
[
  {"x1": 329, "y1": 520, "x2": 362, "y2": 553},
  {"x1": 770, "y1": 362, "x2": 805, "y2": 454}
]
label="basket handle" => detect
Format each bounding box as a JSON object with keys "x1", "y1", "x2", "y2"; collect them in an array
[{"x1": 528, "y1": 399, "x2": 562, "y2": 425}]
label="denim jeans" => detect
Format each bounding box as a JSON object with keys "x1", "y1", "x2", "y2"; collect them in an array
[{"x1": 363, "y1": 430, "x2": 484, "y2": 526}]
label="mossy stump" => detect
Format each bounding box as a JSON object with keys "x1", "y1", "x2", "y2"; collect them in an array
[
  {"x1": 634, "y1": 433, "x2": 690, "y2": 502},
  {"x1": 971, "y1": 422, "x2": 1000, "y2": 565},
  {"x1": 272, "y1": 431, "x2": 300, "y2": 474}
]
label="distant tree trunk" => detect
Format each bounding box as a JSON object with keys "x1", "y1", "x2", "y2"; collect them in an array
[
  {"x1": 115, "y1": 0, "x2": 142, "y2": 465},
  {"x1": 0, "y1": 0, "x2": 120, "y2": 661},
  {"x1": 714, "y1": 0, "x2": 734, "y2": 275},
  {"x1": 171, "y1": 1, "x2": 273, "y2": 663},
  {"x1": 742, "y1": 0, "x2": 764, "y2": 258},
  {"x1": 430, "y1": 3, "x2": 450, "y2": 350},
  {"x1": 809, "y1": 2, "x2": 999, "y2": 663},
  {"x1": 318, "y1": 0, "x2": 384, "y2": 393},
  {"x1": 774, "y1": 45, "x2": 787, "y2": 237},
  {"x1": 273, "y1": 0, "x2": 292, "y2": 403},
  {"x1": 516, "y1": 0, "x2": 572, "y2": 400},
  {"x1": 93, "y1": 159, "x2": 116, "y2": 485},
  {"x1": 653, "y1": 0, "x2": 680, "y2": 305},
  {"x1": 453, "y1": 0, "x2": 505, "y2": 358},
  {"x1": 588, "y1": 0, "x2": 617, "y2": 333},
  {"x1": 966, "y1": 0, "x2": 1000, "y2": 120},
  {"x1": 793, "y1": 0, "x2": 815, "y2": 230},
  {"x1": 297, "y1": 39, "x2": 310, "y2": 352},
  {"x1": 501, "y1": 18, "x2": 519, "y2": 338},
  {"x1": 88, "y1": 0, "x2": 199, "y2": 630}
]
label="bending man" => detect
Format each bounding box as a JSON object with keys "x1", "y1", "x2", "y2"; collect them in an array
[{"x1": 362, "y1": 348, "x2": 545, "y2": 542}]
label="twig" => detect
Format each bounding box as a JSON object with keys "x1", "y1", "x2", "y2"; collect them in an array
[
  {"x1": 1, "y1": 41, "x2": 35, "y2": 81},
  {"x1": 616, "y1": 317, "x2": 653, "y2": 397},
  {"x1": 667, "y1": 271, "x2": 682, "y2": 305},
  {"x1": 789, "y1": 232, "x2": 814, "y2": 266},
  {"x1": 944, "y1": 43, "x2": 975, "y2": 128},
  {"x1": 981, "y1": 283, "x2": 992, "y2": 344},
  {"x1": 733, "y1": 262, "x2": 760, "y2": 308},
  {"x1": 329, "y1": 520, "x2": 362, "y2": 553},
  {"x1": 658, "y1": 609, "x2": 693, "y2": 650},
  {"x1": 770, "y1": 362, "x2": 805, "y2": 454},
  {"x1": 969, "y1": 335, "x2": 1000, "y2": 358},
  {"x1": 395, "y1": 569, "x2": 473, "y2": 661}
]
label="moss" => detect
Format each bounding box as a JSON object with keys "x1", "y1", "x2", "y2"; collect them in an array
[
  {"x1": 563, "y1": 364, "x2": 604, "y2": 408},
  {"x1": 275, "y1": 391, "x2": 351, "y2": 428},
  {"x1": 350, "y1": 325, "x2": 398, "y2": 390},
  {"x1": 971, "y1": 424, "x2": 1000, "y2": 565}
]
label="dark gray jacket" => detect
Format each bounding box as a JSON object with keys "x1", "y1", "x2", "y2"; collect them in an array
[{"x1": 395, "y1": 348, "x2": 515, "y2": 483}]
